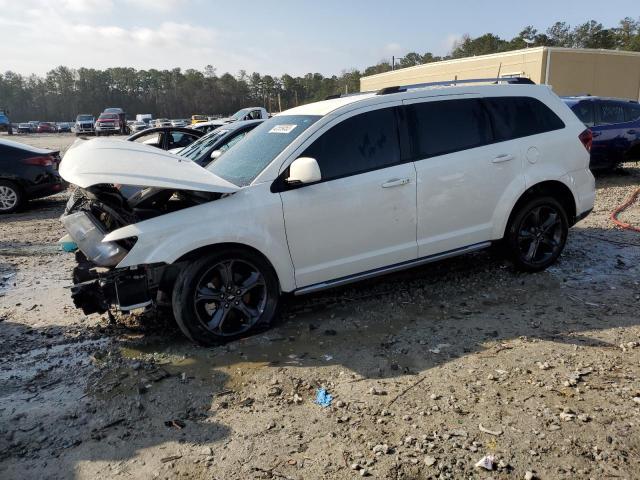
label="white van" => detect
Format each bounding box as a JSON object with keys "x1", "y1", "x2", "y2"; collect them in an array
[{"x1": 59, "y1": 78, "x2": 595, "y2": 344}]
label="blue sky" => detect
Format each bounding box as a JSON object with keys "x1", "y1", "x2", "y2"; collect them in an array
[{"x1": 1, "y1": 0, "x2": 638, "y2": 76}]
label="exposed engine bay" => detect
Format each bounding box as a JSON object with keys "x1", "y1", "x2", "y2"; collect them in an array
[{"x1": 62, "y1": 184, "x2": 223, "y2": 315}]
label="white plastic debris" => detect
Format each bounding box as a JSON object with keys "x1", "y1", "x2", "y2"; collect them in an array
[
  {"x1": 474, "y1": 454, "x2": 496, "y2": 470},
  {"x1": 479, "y1": 424, "x2": 503, "y2": 436}
]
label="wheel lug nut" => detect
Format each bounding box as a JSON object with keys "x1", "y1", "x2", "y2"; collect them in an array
[
  {"x1": 236, "y1": 290, "x2": 241, "y2": 294},
  {"x1": 234, "y1": 301, "x2": 239, "y2": 305},
  {"x1": 224, "y1": 303, "x2": 229, "y2": 308}
]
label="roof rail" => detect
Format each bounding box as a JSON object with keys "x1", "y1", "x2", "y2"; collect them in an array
[{"x1": 376, "y1": 77, "x2": 535, "y2": 95}]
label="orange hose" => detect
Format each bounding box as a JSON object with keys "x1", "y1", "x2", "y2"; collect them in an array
[{"x1": 611, "y1": 187, "x2": 640, "y2": 233}]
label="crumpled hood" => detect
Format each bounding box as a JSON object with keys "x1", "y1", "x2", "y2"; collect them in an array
[{"x1": 59, "y1": 138, "x2": 239, "y2": 193}]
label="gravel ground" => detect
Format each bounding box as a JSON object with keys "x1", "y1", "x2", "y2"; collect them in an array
[{"x1": 1, "y1": 134, "x2": 639, "y2": 480}]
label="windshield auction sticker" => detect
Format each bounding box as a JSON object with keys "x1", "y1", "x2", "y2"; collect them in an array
[{"x1": 269, "y1": 124, "x2": 297, "y2": 134}]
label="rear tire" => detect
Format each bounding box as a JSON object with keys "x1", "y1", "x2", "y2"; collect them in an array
[
  {"x1": 172, "y1": 248, "x2": 280, "y2": 345},
  {"x1": 505, "y1": 196, "x2": 568, "y2": 272},
  {"x1": 0, "y1": 180, "x2": 23, "y2": 213}
]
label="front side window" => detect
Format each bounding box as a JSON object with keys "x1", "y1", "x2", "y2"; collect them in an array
[
  {"x1": 207, "y1": 115, "x2": 320, "y2": 186},
  {"x1": 407, "y1": 99, "x2": 492, "y2": 158},
  {"x1": 598, "y1": 102, "x2": 625, "y2": 125},
  {"x1": 485, "y1": 97, "x2": 565, "y2": 141},
  {"x1": 301, "y1": 107, "x2": 400, "y2": 181}
]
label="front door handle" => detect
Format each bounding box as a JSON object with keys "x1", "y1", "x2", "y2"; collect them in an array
[
  {"x1": 381, "y1": 178, "x2": 411, "y2": 188},
  {"x1": 492, "y1": 154, "x2": 515, "y2": 164},
  {"x1": 628, "y1": 129, "x2": 637, "y2": 135}
]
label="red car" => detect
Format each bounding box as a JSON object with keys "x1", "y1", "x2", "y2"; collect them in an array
[{"x1": 36, "y1": 122, "x2": 56, "y2": 133}]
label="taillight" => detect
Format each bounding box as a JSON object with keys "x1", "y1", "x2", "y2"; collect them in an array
[
  {"x1": 22, "y1": 155, "x2": 54, "y2": 167},
  {"x1": 579, "y1": 129, "x2": 592, "y2": 152}
]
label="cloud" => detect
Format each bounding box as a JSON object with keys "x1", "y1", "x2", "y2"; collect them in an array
[
  {"x1": 441, "y1": 33, "x2": 463, "y2": 54},
  {"x1": 382, "y1": 42, "x2": 404, "y2": 57}
]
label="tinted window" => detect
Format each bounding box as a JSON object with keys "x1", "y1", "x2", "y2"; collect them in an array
[
  {"x1": 598, "y1": 102, "x2": 625, "y2": 124},
  {"x1": 485, "y1": 97, "x2": 565, "y2": 141},
  {"x1": 407, "y1": 99, "x2": 492, "y2": 158},
  {"x1": 624, "y1": 104, "x2": 640, "y2": 122},
  {"x1": 207, "y1": 115, "x2": 320, "y2": 186},
  {"x1": 301, "y1": 107, "x2": 400, "y2": 181},
  {"x1": 570, "y1": 102, "x2": 595, "y2": 126}
]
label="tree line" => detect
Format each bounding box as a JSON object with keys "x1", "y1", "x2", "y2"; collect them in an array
[{"x1": 1, "y1": 17, "x2": 639, "y2": 122}]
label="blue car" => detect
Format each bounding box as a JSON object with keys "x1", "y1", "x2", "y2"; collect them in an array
[
  {"x1": 0, "y1": 108, "x2": 13, "y2": 135},
  {"x1": 563, "y1": 96, "x2": 640, "y2": 171}
]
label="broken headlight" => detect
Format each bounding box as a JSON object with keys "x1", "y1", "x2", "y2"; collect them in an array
[{"x1": 61, "y1": 211, "x2": 128, "y2": 267}]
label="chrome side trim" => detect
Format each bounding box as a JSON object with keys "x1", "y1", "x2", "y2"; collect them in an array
[{"x1": 294, "y1": 241, "x2": 492, "y2": 296}]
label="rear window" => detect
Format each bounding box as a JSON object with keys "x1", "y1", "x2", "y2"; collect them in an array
[
  {"x1": 598, "y1": 102, "x2": 625, "y2": 124},
  {"x1": 569, "y1": 102, "x2": 595, "y2": 126},
  {"x1": 407, "y1": 99, "x2": 492, "y2": 158},
  {"x1": 484, "y1": 97, "x2": 565, "y2": 141},
  {"x1": 624, "y1": 103, "x2": 640, "y2": 122}
]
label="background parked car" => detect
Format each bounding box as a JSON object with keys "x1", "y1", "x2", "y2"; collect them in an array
[
  {"x1": 57, "y1": 122, "x2": 72, "y2": 133},
  {"x1": 96, "y1": 108, "x2": 129, "y2": 135},
  {"x1": 130, "y1": 121, "x2": 149, "y2": 133},
  {"x1": 27, "y1": 121, "x2": 39, "y2": 132},
  {"x1": 36, "y1": 122, "x2": 56, "y2": 133},
  {"x1": 0, "y1": 138, "x2": 64, "y2": 213},
  {"x1": 75, "y1": 114, "x2": 95, "y2": 135},
  {"x1": 191, "y1": 114, "x2": 208, "y2": 125},
  {"x1": 171, "y1": 119, "x2": 188, "y2": 127},
  {"x1": 127, "y1": 126, "x2": 204, "y2": 150},
  {"x1": 0, "y1": 108, "x2": 13, "y2": 135},
  {"x1": 95, "y1": 113, "x2": 124, "y2": 135},
  {"x1": 178, "y1": 119, "x2": 263, "y2": 165},
  {"x1": 190, "y1": 120, "x2": 227, "y2": 134},
  {"x1": 17, "y1": 123, "x2": 32, "y2": 133},
  {"x1": 563, "y1": 96, "x2": 640, "y2": 171}
]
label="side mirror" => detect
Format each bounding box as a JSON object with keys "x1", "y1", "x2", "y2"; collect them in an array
[
  {"x1": 210, "y1": 149, "x2": 223, "y2": 160},
  {"x1": 286, "y1": 157, "x2": 321, "y2": 185}
]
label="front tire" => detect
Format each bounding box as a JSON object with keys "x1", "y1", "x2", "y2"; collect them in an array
[
  {"x1": 0, "y1": 180, "x2": 23, "y2": 213},
  {"x1": 172, "y1": 248, "x2": 280, "y2": 345},
  {"x1": 505, "y1": 196, "x2": 568, "y2": 272}
]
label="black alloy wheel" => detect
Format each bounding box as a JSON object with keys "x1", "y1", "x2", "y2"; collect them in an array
[
  {"x1": 172, "y1": 248, "x2": 280, "y2": 345},
  {"x1": 506, "y1": 196, "x2": 568, "y2": 272}
]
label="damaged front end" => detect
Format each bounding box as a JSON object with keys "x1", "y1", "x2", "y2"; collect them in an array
[
  {"x1": 61, "y1": 185, "x2": 174, "y2": 315},
  {"x1": 58, "y1": 138, "x2": 239, "y2": 316}
]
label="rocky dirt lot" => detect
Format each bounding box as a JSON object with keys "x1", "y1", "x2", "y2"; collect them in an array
[{"x1": 1, "y1": 134, "x2": 639, "y2": 480}]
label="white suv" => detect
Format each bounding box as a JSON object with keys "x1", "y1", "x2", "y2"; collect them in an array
[{"x1": 59, "y1": 79, "x2": 595, "y2": 344}]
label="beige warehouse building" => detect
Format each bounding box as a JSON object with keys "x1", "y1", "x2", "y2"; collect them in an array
[{"x1": 360, "y1": 47, "x2": 640, "y2": 101}]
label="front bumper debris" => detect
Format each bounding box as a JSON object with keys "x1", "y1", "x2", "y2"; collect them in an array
[{"x1": 70, "y1": 252, "x2": 154, "y2": 314}]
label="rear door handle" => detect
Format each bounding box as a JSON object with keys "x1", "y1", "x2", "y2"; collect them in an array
[
  {"x1": 628, "y1": 129, "x2": 637, "y2": 135},
  {"x1": 492, "y1": 154, "x2": 515, "y2": 164},
  {"x1": 381, "y1": 178, "x2": 411, "y2": 188}
]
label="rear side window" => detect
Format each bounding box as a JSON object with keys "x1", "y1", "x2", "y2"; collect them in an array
[
  {"x1": 302, "y1": 107, "x2": 401, "y2": 181},
  {"x1": 624, "y1": 104, "x2": 640, "y2": 122},
  {"x1": 598, "y1": 102, "x2": 625, "y2": 124},
  {"x1": 570, "y1": 102, "x2": 595, "y2": 127},
  {"x1": 485, "y1": 97, "x2": 565, "y2": 141},
  {"x1": 407, "y1": 99, "x2": 492, "y2": 158}
]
